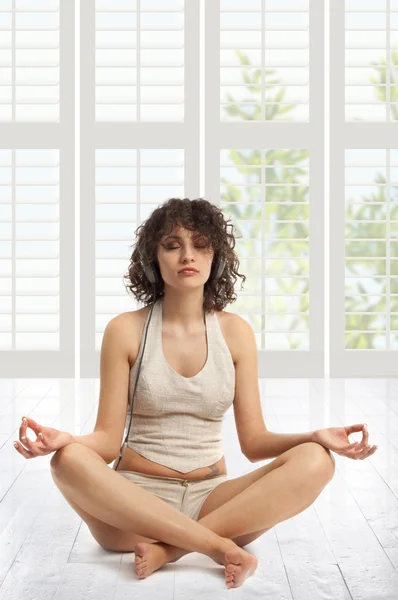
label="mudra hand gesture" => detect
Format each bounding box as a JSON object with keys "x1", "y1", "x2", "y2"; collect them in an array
[
  {"x1": 13, "y1": 416, "x2": 73, "y2": 458},
  {"x1": 313, "y1": 423, "x2": 378, "y2": 460}
]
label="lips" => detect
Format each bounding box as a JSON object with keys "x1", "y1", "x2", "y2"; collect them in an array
[{"x1": 179, "y1": 268, "x2": 198, "y2": 273}]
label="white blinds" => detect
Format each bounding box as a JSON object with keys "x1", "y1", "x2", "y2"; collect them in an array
[
  {"x1": 0, "y1": 0, "x2": 60, "y2": 122},
  {"x1": 0, "y1": 149, "x2": 60, "y2": 350},
  {"x1": 0, "y1": 2, "x2": 73, "y2": 378},
  {"x1": 220, "y1": 149, "x2": 310, "y2": 351},
  {"x1": 95, "y1": 0, "x2": 184, "y2": 121},
  {"x1": 220, "y1": 0, "x2": 309, "y2": 122},
  {"x1": 81, "y1": 0, "x2": 199, "y2": 376},
  {"x1": 219, "y1": 0, "x2": 311, "y2": 353},
  {"x1": 345, "y1": 151, "x2": 398, "y2": 350},
  {"x1": 205, "y1": 0, "x2": 323, "y2": 377},
  {"x1": 94, "y1": 148, "x2": 184, "y2": 349},
  {"x1": 331, "y1": 0, "x2": 398, "y2": 375},
  {"x1": 345, "y1": 0, "x2": 398, "y2": 122}
]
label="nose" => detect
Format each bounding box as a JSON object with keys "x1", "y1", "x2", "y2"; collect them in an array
[{"x1": 179, "y1": 245, "x2": 196, "y2": 261}]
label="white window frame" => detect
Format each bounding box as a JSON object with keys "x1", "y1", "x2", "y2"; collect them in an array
[
  {"x1": 80, "y1": 0, "x2": 200, "y2": 377},
  {"x1": 0, "y1": 2, "x2": 75, "y2": 378},
  {"x1": 204, "y1": 0, "x2": 325, "y2": 377},
  {"x1": 330, "y1": 0, "x2": 398, "y2": 376}
]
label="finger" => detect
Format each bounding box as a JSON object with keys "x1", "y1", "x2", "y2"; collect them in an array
[
  {"x1": 13, "y1": 440, "x2": 35, "y2": 458},
  {"x1": 347, "y1": 441, "x2": 359, "y2": 450},
  {"x1": 20, "y1": 417, "x2": 29, "y2": 444},
  {"x1": 358, "y1": 445, "x2": 378, "y2": 460},
  {"x1": 20, "y1": 429, "x2": 44, "y2": 456},
  {"x1": 19, "y1": 416, "x2": 27, "y2": 438},
  {"x1": 351, "y1": 444, "x2": 374, "y2": 460},
  {"x1": 21, "y1": 416, "x2": 42, "y2": 436},
  {"x1": 21, "y1": 416, "x2": 45, "y2": 448},
  {"x1": 352, "y1": 426, "x2": 369, "y2": 452},
  {"x1": 345, "y1": 423, "x2": 366, "y2": 436},
  {"x1": 20, "y1": 415, "x2": 40, "y2": 436},
  {"x1": 341, "y1": 444, "x2": 367, "y2": 460},
  {"x1": 20, "y1": 416, "x2": 31, "y2": 442},
  {"x1": 20, "y1": 433, "x2": 34, "y2": 452},
  {"x1": 20, "y1": 416, "x2": 42, "y2": 445}
]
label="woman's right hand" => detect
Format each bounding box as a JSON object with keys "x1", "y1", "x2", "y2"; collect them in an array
[{"x1": 13, "y1": 416, "x2": 74, "y2": 458}]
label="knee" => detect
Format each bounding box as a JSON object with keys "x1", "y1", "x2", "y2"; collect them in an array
[
  {"x1": 50, "y1": 442, "x2": 82, "y2": 471},
  {"x1": 301, "y1": 442, "x2": 336, "y2": 481}
]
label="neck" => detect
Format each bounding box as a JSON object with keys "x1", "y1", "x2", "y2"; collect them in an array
[{"x1": 160, "y1": 292, "x2": 206, "y2": 333}]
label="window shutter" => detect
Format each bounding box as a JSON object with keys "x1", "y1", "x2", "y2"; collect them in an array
[
  {"x1": 81, "y1": 0, "x2": 199, "y2": 377},
  {"x1": 95, "y1": 0, "x2": 184, "y2": 122},
  {"x1": 0, "y1": 149, "x2": 60, "y2": 348},
  {"x1": 205, "y1": 0, "x2": 324, "y2": 377},
  {"x1": 330, "y1": 0, "x2": 398, "y2": 375},
  {"x1": 345, "y1": 0, "x2": 397, "y2": 122},
  {"x1": 0, "y1": 0, "x2": 60, "y2": 122},
  {"x1": 219, "y1": 0, "x2": 309, "y2": 123},
  {"x1": 94, "y1": 148, "x2": 185, "y2": 349},
  {"x1": 0, "y1": 1, "x2": 74, "y2": 377}
]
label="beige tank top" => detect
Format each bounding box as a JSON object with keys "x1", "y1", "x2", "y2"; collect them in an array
[{"x1": 124, "y1": 297, "x2": 236, "y2": 473}]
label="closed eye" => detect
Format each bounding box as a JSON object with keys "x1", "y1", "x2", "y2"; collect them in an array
[{"x1": 166, "y1": 245, "x2": 207, "y2": 250}]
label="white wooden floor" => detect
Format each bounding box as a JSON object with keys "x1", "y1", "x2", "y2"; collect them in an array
[{"x1": 0, "y1": 377, "x2": 397, "y2": 599}]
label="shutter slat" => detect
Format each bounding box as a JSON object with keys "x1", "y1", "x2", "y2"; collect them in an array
[
  {"x1": 220, "y1": 2, "x2": 309, "y2": 123},
  {"x1": 345, "y1": 2, "x2": 397, "y2": 121},
  {"x1": 95, "y1": 1, "x2": 184, "y2": 121},
  {"x1": 0, "y1": 149, "x2": 60, "y2": 350},
  {"x1": 0, "y1": 2, "x2": 59, "y2": 122},
  {"x1": 344, "y1": 149, "x2": 396, "y2": 350},
  {"x1": 220, "y1": 148, "x2": 310, "y2": 350},
  {"x1": 94, "y1": 149, "x2": 184, "y2": 344}
]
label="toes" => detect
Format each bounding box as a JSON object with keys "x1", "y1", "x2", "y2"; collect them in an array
[{"x1": 226, "y1": 563, "x2": 236, "y2": 573}]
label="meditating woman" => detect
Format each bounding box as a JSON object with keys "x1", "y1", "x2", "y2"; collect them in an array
[{"x1": 14, "y1": 198, "x2": 376, "y2": 589}]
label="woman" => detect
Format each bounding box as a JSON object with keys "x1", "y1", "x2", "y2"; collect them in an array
[{"x1": 14, "y1": 198, "x2": 377, "y2": 590}]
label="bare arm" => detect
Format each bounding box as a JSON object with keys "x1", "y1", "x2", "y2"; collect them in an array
[
  {"x1": 229, "y1": 316, "x2": 315, "y2": 462},
  {"x1": 68, "y1": 314, "x2": 133, "y2": 465},
  {"x1": 247, "y1": 430, "x2": 316, "y2": 462},
  {"x1": 69, "y1": 430, "x2": 119, "y2": 464}
]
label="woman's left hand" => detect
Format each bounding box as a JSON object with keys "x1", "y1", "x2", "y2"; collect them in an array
[{"x1": 312, "y1": 424, "x2": 378, "y2": 460}]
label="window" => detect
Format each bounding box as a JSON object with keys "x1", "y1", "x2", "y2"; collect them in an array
[
  {"x1": 80, "y1": 0, "x2": 199, "y2": 376},
  {"x1": 204, "y1": 0, "x2": 324, "y2": 377},
  {"x1": 330, "y1": 0, "x2": 398, "y2": 375},
  {"x1": 3, "y1": 1, "x2": 395, "y2": 378},
  {"x1": 0, "y1": 1, "x2": 74, "y2": 377}
]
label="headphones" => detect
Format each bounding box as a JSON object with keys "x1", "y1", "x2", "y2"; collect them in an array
[
  {"x1": 112, "y1": 247, "x2": 227, "y2": 471},
  {"x1": 138, "y1": 244, "x2": 227, "y2": 286}
]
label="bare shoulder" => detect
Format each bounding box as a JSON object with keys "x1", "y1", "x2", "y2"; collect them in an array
[
  {"x1": 216, "y1": 310, "x2": 249, "y2": 367},
  {"x1": 112, "y1": 307, "x2": 150, "y2": 366}
]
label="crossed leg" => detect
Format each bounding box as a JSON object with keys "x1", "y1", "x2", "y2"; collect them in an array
[
  {"x1": 136, "y1": 441, "x2": 335, "y2": 574},
  {"x1": 50, "y1": 441, "x2": 335, "y2": 558}
]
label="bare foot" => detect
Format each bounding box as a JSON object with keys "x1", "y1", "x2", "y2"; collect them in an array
[
  {"x1": 134, "y1": 542, "x2": 174, "y2": 579},
  {"x1": 223, "y1": 548, "x2": 258, "y2": 589}
]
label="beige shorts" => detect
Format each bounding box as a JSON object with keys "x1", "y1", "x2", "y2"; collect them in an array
[{"x1": 117, "y1": 469, "x2": 228, "y2": 521}]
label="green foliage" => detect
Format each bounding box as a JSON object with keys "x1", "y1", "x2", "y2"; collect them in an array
[
  {"x1": 221, "y1": 49, "x2": 395, "y2": 350},
  {"x1": 345, "y1": 50, "x2": 397, "y2": 348},
  {"x1": 367, "y1": 50, "x2": 398, "y2": 120},
  {"x1": 221, "y1": 50, "x2": 308, "y2": 349}
]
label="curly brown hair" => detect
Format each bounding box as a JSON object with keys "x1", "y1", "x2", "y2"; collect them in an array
[{"x1": 123, "y1": 197, "x2": 246, "y2": 313}]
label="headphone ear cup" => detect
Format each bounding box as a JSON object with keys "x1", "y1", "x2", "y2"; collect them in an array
[
  {"x1": 143, "y1": 264, "x2": 158, "y2": 285},
  {"x1": 212, "y1": 256, "x2": 226, "y2": 281},
  {"x1": 138, "y1": 247, "x2": 158, "y2": 285}
]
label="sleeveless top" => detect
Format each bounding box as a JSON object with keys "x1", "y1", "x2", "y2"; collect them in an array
[{"x1": 123, "y1": 297, "x2": 236, "y2": 473}]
